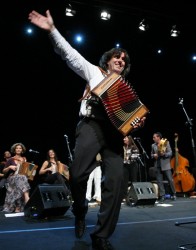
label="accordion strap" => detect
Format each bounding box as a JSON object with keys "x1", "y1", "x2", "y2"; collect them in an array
[{"x1": 78, "y1": 67, "x2": 109, "y2": 102}]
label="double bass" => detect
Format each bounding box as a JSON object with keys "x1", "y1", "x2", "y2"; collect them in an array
[{"x1": 170, "y1": 133, "x2": 195, "y2": 193}]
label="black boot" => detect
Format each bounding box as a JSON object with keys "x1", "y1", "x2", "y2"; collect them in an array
[
  {"x1": 75, "y1": 217, "x2": 86, "y2": 238},
  {"x1": 91, "y1": 235, "x2": 114, "y2": 250}
]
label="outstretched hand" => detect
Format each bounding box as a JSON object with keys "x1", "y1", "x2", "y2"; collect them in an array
[{"x1": 28, "y1": 10, "x2": 55, "y2": 32}]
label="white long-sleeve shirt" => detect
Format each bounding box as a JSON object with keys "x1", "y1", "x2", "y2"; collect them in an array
[{"x1": 49, "y1": 28, "x2": 107, "y2": 117}]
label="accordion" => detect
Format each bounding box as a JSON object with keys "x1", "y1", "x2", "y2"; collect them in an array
[
  {"x1": 91, "y1": 72, "x2": 149, "y2": 136},
  {"x1": 19, "y1": 162, "x2": 38, "y2": 181}
]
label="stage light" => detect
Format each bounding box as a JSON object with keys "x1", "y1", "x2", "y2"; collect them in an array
[
  {"x1": 75, "y1": 34, "x2": 83, "y2": 43},
  {"x1": 170, "y1": 25, "x2": 180, "y2": 37},
  {"x1": 138, "y1": 19, "x2": 149, "y2": 31},
  {"x1": 100, "y1": 10, "x2": 111, "y2": 20},
  {"x1": 65, "y1": 4, "x2": 76, "y2": 16}
]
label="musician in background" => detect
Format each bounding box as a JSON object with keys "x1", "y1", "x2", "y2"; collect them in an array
[
  {"x1": 151, "y1": 132, "x2": 176, "y2": 203},
  {"x1": 1, "y1": 151, "x2": 12, "y2": 165},
  {"x1": 122, "y1": 136, "x2": 140, "y2": 204},
  {"x1": 2, "y1": 143, "x2": 30, "y2": 213},
  {"x1": 0, "y1": 151, "x2": 12, "y2": 179},
  {"x1": 28, "y1": 10, "x2": 145, "y2": 250},
  {"x1": 86, "y1": 153, "x2": 102, "y2": 206},
  {"x1": 0, "y1": 151, "x2": 12, "y2": 208},
  {"x1": 39, "y1": 149, "x2": 70, "y2": 196}
]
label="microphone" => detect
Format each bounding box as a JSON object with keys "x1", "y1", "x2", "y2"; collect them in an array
[
  {"x1": 29, "y1": 149, "x2": 40, "y2": 154},
  {"x1": 134, "y1": 137, "x2": 141, "y2": 140},
  {"x1": 64, "y1": 134, "x2": 68, "y2": 138}
]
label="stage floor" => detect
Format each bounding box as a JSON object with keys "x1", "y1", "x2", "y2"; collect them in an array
[{"x1": 0, "y1": 197, "x2": 196, "y2": 250}]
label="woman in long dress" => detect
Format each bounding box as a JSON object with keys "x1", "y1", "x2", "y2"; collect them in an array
[{"x1": 2, "y1": 143, "x2": 30, "y2": 213}]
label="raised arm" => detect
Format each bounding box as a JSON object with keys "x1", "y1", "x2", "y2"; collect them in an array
[
  {"x1": 28, "y1": 10, "x2": 55, "y2": 33},
  {"x1": 28, "y1": 9, "x2": 100, "y2": 83}
]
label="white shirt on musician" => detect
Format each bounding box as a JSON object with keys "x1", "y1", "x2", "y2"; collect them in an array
[{"x1": 49, "y1": 29, "x2": 107, "y2": 117}]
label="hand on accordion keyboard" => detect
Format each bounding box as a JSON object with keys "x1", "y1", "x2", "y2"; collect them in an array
[{"x1": 133, "y1": 116, "x2": 146, "y2": 129}]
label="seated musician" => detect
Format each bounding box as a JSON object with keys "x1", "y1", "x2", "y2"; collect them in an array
[
  {"x1": 2, "y1": 143, "x2": 30, "y2": 213},
  {"x1": 39, "y1": 149, "x2": 70, "y2": 196}
]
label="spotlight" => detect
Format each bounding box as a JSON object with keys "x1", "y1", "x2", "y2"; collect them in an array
[
  {"x1": 170, "y1": 25, "x2": 180, "y2": 37},
  {"x1": 100, "y1": 10, "x2": 111, "y2": 20},
  {"x1": 138, "y1": 19, "x2": 149, "y2": 31},
  {"x1": 65, "y1": 4, "x2": 76, "y2": 17}
]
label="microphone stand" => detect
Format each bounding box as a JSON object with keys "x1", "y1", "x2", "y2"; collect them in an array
[
  {"x1": 136, "y1": 155, "x2": 144, "y2": 182},
  {"x1": 64, "y1": 136, "x2": 73, "y2": 166},
  {"x1": 135, "y1": 139, "x2": 149, "y2": 181},
  {"x1": 175, "y1": 98, "x2": 196, "y2": 226},
  {"x1": 179, "y1": 98, "x2": 196, "y2": 168}
]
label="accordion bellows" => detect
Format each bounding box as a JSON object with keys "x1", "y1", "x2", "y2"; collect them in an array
[{"x1": 92, "y1": 72, "x2": 149, "y2": 136}]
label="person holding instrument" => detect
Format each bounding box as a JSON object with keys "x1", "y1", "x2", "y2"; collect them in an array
[
  {"x1": 151, "y1": 132, "x2": 176, "y2": 203},
  {"x1": 122, "y1": 135, "x2": 140, "y2": 204},
  {"x1": 28, "y1": 9, "x2": 146, "y2": 250},
  {"x1": 2, "y1": 143, "x2": 30, "y2": 213},
  {"x1": 39, "y1": 149, "x2": 70, "y2": 196}
]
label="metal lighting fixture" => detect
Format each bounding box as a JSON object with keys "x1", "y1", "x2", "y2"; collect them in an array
[
  {"x1": 65, "y1": 4, "x2": 76, "y2": 16},
  {"x1": 100, "y1": 10, "x2": 111, "y2": 20},
  {"x1": 170, "y1": 25, "x2": 180, "y2": 37},
  {"x1": 138, "y1": 19, "x2": 149, "y2": 31}
]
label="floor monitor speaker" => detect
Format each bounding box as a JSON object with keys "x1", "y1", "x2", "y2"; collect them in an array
[
  {"x1": 128, "y1": 182, "x2": 157, "y2": 206},
  {"x1": 24, "y1": 184, "x2": 71, "y2": 218}
]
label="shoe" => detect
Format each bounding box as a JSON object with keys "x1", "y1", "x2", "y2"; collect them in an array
[
  {"x1": 90, "y1": 198, "x2": 97, "y2": 203},
  {"x1": 171, "y1": 195, "x2": 177, "y2": 201},
  {"x1": 75, "y1": 217, "x2": 86, "y2": 239},
  {"x1": 89, "y1": 199, "x2": 99, "y2": 207},
  {"x1": 91, "y1": 235, "x2": 114, "y2": 250},
  {"x1": 14, "y1": 207, "x2": 21, "y2": 213},
  {"x1": 159, "y1": 196, "x2": 165, "y2": 203},
  {"x1": 96, "y1": 200, "x2": 101, "y2": 206}
]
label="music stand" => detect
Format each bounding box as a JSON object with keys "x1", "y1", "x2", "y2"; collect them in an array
[{"x1": 175, "y1": 98, "x2": 196, "y2": 226}]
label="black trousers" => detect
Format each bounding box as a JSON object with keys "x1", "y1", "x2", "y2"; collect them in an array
[
  {"x1": 122, "y1": 162, "x2": 139, "y2": 199},
  {"x1": 40, "y1": 172, "x2": 70, "y2": 196},
  {"x1": 69, "y1": 118, "x2": 124, "y2": 239}
]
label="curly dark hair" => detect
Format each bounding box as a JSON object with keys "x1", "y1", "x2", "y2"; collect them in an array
[
  {"x1": 10, "y1": 143, "x2": 26, "y2": 154},
  {"x1": 99, "y1": 48, "x2": 131, "y2": 77}
]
